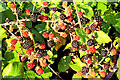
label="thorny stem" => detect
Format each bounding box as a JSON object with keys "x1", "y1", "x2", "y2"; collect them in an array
[
  {"x1": 48, "y1": 64, "x2": 64, "y2": 80},
  {"x1": 32, "y1": 2, "x2": 36, "y2": 15},
  {"x1": 73, "y1": 0, "x2": 82, "y2": 29}
]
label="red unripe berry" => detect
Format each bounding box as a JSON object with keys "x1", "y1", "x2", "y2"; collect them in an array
[
  {"x1": 39, "y1": 15, "x2": 48, "y2": 21},
  {"x1": 62, "y1": 32, "x2": 67, "y2": 38},
  {"x1": 26, "y1": 49, "x2": 31, "y2": 55},
  {"x1": 74, "y1": 35, "x2": 80, "y2": 40},
  {"x1": 23, "y1": 31, "x2": 29, "y2": 37},
  {"x1": 111, "y1": 49, "x2": 117, "y2": 55},
  {"x1": 60, "y1": 23, "x2": 66, "y2": 30},
  {"x1": 99, "y1": 71, "x2": 106, "y2": 77},
  {"x1": 87, "y1": 59, "x2": 92, "y2": 64},
  {"x1": 71, "y1": 47, "x2": 78, "y2": 51},
  {"x1": 89, "y1": 47, "x2": 96, "y2": 53},
  {"x1": 30, "y1": 47, "x2": 33, "y2": 52},
  {"x1": 68, "y1": 11, "x2": 72, "y2": 16},
  {"x1": 86, "y1": 50, "x2": 91, "y2": 54},
  {"x1": 43, "y1": 15, "x2": 48, "y2": 21},
  {"x1": 49, "y1": 33, "x2": 54, "y2": 39},
  {"x1": 43, "y1": 1, "x2": 47, "y2": 6},
  {"x1": 44, "y1": 55, "x2": 50, "y2": 60},
  {"x1": 27, "y1": 63, "x2": 34, "y2": 69},
  {"x1": 22, "y1": 22, "x2": 25, "y2": 27},
  {"x1": 11, "y1": 3, "x2": 16, "y2": 9},
  {"x1": 67, "y1": 16, "x2": 73, "y2": 22},
  {"x1": 10, "y1": 45, "x2": 15, "y2": 50},
  {"x1": 85, "y1": 28, "x2": 90, "y2": 34},
  {"x1": 40, "y1": 43, "x2": 46, "y2": 49},
  {"x1": 36, "y1": 68, "x2": 43, "y2": 75},
  {"x1": 112, "y1": 58, "x2": 117, "y2": 63},
  {"x1": 43, "y1": 32, "x2": 49, "y2": 38},
  {"x1": 78, "y1": 11, "x2": 83, "y2": 17},
  {"x1": 62, "y1": 1, "x2": 68, "y2": 8},
  {"x1": 41, "y1": 62, "x2": 47, "y2": 67},
  {"x1": 77, "y1": 71, "x2": 83, "y2": 76},
  {"x1": 11, "y1": 39, "x2": 17, "y2": 45},
  {"x1": 97, "y1": 21, "x2": 102, "y2": 26},
  {"x1": 90, "y1": 70, "x2": 96, "y2": 77},
  {"x1": 25, "y1": 9, "x2": 30, "y2": 15}
]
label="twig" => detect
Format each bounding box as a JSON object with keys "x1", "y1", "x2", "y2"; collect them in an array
[
  {"x1": 73, "y1": 0, "x2": 82, "y2": 29},
  {"x1": 32, "y1": 2, "x2": 36, "y2": 15},
  {"x1": 48, "y1": 64, "x2": 64, "y2": 80}
]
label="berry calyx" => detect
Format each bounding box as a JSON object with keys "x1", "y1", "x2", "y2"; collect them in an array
[
  {"x1": 11, "y1": 39, "x2": 17, "y2": 45},
  {"x1": 85, "y1": 28, "x2": 90, "y2": 34},
  {"x1": 36, "y1": 68, "x2": 43, "y2": 75},
  {"x1": 27, "y1": 63, "x2": 34, "y2": 69},
  {"x1": 78, "y1": 11, "x2": 83, "y2": 17},
  {"x1": 11, "y1": 3, "x2": 16, "y2": 9},
  {"x1": 90, "y1": 71, "x2": 96, "y2": 77},
  {"x1": 77, "y1": 71, "x2": 83, "y2": 76},
  {"x1": 23, "y1": 31, "x2": 29, "y2": 37},
  {"x1": 43, "y1": 32, "x2": 49, "y2": 38},
  {"x1": 44, "y1": 55, "x2": 50, "y2": 60},
  {"x1": 99, "y1": 71, "x2": 106, "y2": 77},
  {"x1": 49, "y1": 33, "x2": 54, "y2": 39},
  {"x1": 43, "y1": 1, "x2": 47, "y2": 6},
  {"x1": 60, "y1": 23, "x2": 66, "y2": 30},
  {"x1": 10, "y1": 45, "x2": 15, "y2": 50},
  {"x1": 89, "y1": 47, "x2": 96, "y2": 53},
  {"x1": 40, "y1": 43, "x2": 46, "y2": 49},
  {"x1": 66, "y1": 16, "x2": 73, "y2": 22},
  {"x1": 41, "y1": 62, "x2": 47, "y2": 67},
  {"x1": 62, "y1": 32, "x2": 67, "y2": 38},
  {"x1": 110, "y1": 49, "x2": 117, "y2": 55},
  {"x1": 25, "y1": 9, "x2": 30, "y2": 15},
  {"x1": 74, "y1": 35, "x2": 80, "y2": 41},
  {"x1": 26, "y1": 49, "x2": 31, "y2": 55}
]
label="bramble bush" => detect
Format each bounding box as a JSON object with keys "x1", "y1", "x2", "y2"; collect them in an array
[{"x1": 0, "y1": 1, "x2": 120, "y2": 80}]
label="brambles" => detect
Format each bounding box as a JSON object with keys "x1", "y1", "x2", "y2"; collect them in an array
[
  {"x1": 44, "y1": 7, "x2": 50, "y2": 13},
  {"x1": 87, "y1": 39, "x2": 94, "y2": 46},
  {"x1": 81, "y1": 44, "x2": 87, "y2": 51},
  {"x1": 22, "y1": 40, "x2": 33, "y2": 49},
  {"x1": 95, "y1": 16, "x2": 103, "y2": 22},
  {"x1": 80, "y1": 16, "x2": 90, "y2": 24},
  {"x1": 100, "y1": 50, "x2": 107, "y2": 57},
  {"x1": 90, "y1": 23, "x2": 97, "y2": 31},
  {"x1": 71, "y1": 40, "x2": 79, "y2": 48},
  {"x1": 60, "y1": 14, "x2": 66, "y2": 20},
  {"x1": 16, "y1": 9, "x2": 22, "y2": 16},
  {"x1": 47, "y1": 40, "x2": 54, "y2": 48},
  {"x1": 82, "y1": 66, "x2": 89, "y2": 74},
  {"x1": 36, "y1": 53, "x2": 42, "y2": 58},
  {"x1": 30, "y1": 14, "x2": 38, "y2": 22}
]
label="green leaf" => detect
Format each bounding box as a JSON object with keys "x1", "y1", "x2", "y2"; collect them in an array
[
  {"x1": 95, "y1": 31, "x2": 112, "y2": 45},
  {"x1": 47, "y1": 50, "x2": 53, "y2": 58},
  {"x1": 114, "y1": 18, "x2": 120, "y2": 33},
  {"x1": 64, "y1": 43, "x2": 71, "y2": 50},
  {"x1": 0, "y1": 2, "x2": 8, "y2": 12},
  {"x1": 73, "y1": 58, "x2": 86, "y2": 67},
  {"x1": 0, "y1": 26, "x2": 7, "y2": 41},
  {"x1": 97, "y1": 2, "x2": 107, "y2": 14},
  {"x1": 2, "y1": 62, "x2": 24, "y2": 78},
  {"x1": 69, "y1": 63, "x2": 82, "y2": 72},
  {"x1": 58, "y1": 56, "x2": 71, "y2": 72},
  {"x1": 79, "y1": 50, "x2": 87, "y2": 58},
  {"x1": 75, "y1": 28, "x2": 89, "y2": 44},
  {"x1": 26, "y1": 70, "x2": 36, "y2": 78},
  {"x1": 35, "y1": 22, "x2": 46, "y2": 31},
  {"x1": 31, "y1": 28, "x2": 45, "y2": 44},
  {"x1": 24, "y1": 21, "x2": 32, "y2": 28},
  {"x1": 41, "y1": 72, "x2": 52, "y2": 78},
  {"x1": 117, "y1": 54, "x2": 120, "y2": 80},
  {"x1": 72, "y1": 74, "x2": 82, "y2": 80}
]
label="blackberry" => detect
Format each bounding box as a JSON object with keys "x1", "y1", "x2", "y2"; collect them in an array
[
  {"x1": 16, "y1": 9, "x2": 22, "y2": 16},
  {"x1": 44, "y1": 7, "x2": 49, "y2": 13},
  {"x1": 82, "y1": 66, "x2": 89, "y2": 74},
  {"x1": 80, "y1": 16, "x2": 90, "y2": 24},
  {"x1": 104, "y1": 64, "x2": 109, "y2": 70},
  {"x1": 36, "y1": 53, "x2": 42, "y2": 58},
  {"x1": 66, "y1": 28, "x2": 74, "y2": 33},
  {"x1": 90, "y1": 24, "x2": 97, "y2": 31},
  {"x1": 22, "y1": 40, "x2": 33, "y2": 49},
  {"x1": 39, "y1": 49, "x2": 44, "y2": 53},
  {"x1": 87, "y1": 39, "x2": 94, "y2": 46},
  {"x1": 100, "y1": 50, "x2": 107, "y2": 57},
  {"x1": 84, "y1": 54, "x2": 90, "y2": 60},
  {"x1": 30, "y1": 14, "x2": 37, "y2": 22},
  {"x1": 51, "y1": 7, "x2": 58, "y2": 12},
  {"x1": 47, "y1": 40, "x2": 54, "y2": 48},
  {"x1": 71, "y1": 40, "x2": 79, "y2": 48},
  {"x1": 21, "y1": 56, "x2": 28, "y2": 63},
  {"x1": 81, "y1": 44, "x2": 87, "y2": 51},
  {"x1": 95, "y1": 16, "x2": 103, "y2": 22},
  {"x1": 60, "y1": 14, "x2": 66, "y2": 20}
]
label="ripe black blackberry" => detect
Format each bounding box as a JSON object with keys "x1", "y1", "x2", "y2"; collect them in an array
[
  {"x1": 47, "y1": 40, "x2": 54, "y2": 48},
  {"x1": 71, "y1": 40, "x2": 79, "y2": 48},
  {"x1": 81, "y1": 44, "x2": 87, "y2": 51},
  {"x1": 16, "y1": 9, "x2": 22, "y2": 16},
  {"x1": 80, "y1": 16, "x2": 90, "y2": 24},
  {"x1": 60, "y1": 14, "x2": 66, "y2": 20},
  {"x1": 87, "y1": 39, "x2": 94, "y2": 46},
  {"x1": 95, "y1": 16, "x2": 103, "y2": 22},
  {"x1": 100, "y1": 50, "x2": 107, "y2": 57},
  {"x1": 51, "y1": 7, "x2": 58, "y2": 12},
  {"x1": 104, "y1": 64, "x2": 109, "y2": 70},
  {"x1": 36, "y1": 53, "x2": 42, "y2": 58},
  {"x1": 90, "y1": 24, "x2": 97, "y2": 31},
  {"x1": 82, "y1": 66, "x2": 89, "y2": 74},
  {"x1": 30, "y1": 14, "x2": 38, "y2": 22},
  {"x1": 44, "y1": 7, "x2": 49, "y2": 13},
  {"x1": 22, "y1": 40, "x2": 33, "y2": 49},
  {"x1": 21, "y1": 56, "x2": 28, "y2": 63},
  {"x1": 66, "y1": 28, "x2": 74, "y2": 33},
  {"x1": 84, "y1": 54, "x2": 90, "y2": 60}
]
